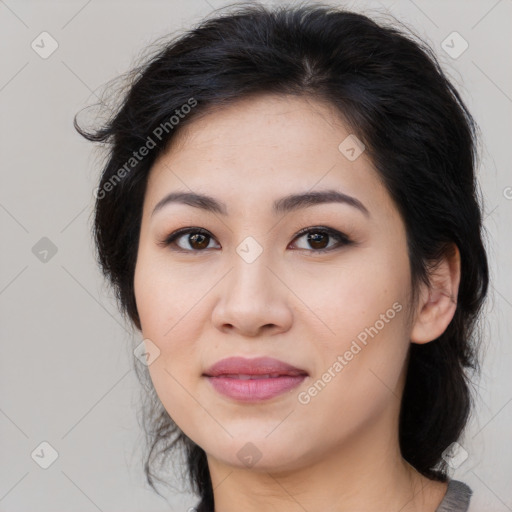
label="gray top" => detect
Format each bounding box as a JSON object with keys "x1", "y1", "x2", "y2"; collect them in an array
[
  {"x1": 195, "y1": 478, "x2": 473, "y2": 512},
  {"x1": 435, "y1": 479, "x2": 472, "y2": 512}
]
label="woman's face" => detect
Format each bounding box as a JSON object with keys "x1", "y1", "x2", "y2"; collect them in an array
[{"x1": 134, "y1": 94, "x2": 415, "y2": 472}]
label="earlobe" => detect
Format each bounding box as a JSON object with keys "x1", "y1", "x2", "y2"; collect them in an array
[{"x1": 410, "y1": 244, "x2": 461, "y2": 344}]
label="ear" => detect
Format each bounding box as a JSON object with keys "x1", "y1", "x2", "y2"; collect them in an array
[{"x1": 410, "y1": 243, "x2": 461, "y2": 344}]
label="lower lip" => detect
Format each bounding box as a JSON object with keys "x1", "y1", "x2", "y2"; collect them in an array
[{"x1": 205, "y1": 375, "x2": 307, "y2": 402}]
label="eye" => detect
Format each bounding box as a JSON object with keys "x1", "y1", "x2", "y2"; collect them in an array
[
  {"x1": 289, "y1": 226, "x2": 353, "y2": 253},
  {"x1": 161, "y1": 227, "x2": 219, "y2": 253},
  {"x1": 159, "y1": 226, "x2": 353, "y2": 254}
]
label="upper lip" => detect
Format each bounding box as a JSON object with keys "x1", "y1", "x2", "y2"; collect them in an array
[{"x1": 203, "y1": 356, "x2": 308, "y2": 377}]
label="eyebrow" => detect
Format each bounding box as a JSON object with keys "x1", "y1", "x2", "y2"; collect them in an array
[{"x1": 151, "y1": 189, "x2": 370, "y2": 218}]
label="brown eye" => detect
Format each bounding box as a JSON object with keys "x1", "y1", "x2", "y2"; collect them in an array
[
  {"x1": 162, "y1": 228, "x2": 219, "y2": 252},
  {"x1": 186, "y1": 232, "x2": 211, "y2": 250},
  {"x1": 291, "y1": 227, "x2": 352, "y2": 253},
  {"x1": 161, "y1": 226, "x2": 352, "y2": 254},
  {"x1": 306, "y1": 232, "x2": 329, "y2": 250}
]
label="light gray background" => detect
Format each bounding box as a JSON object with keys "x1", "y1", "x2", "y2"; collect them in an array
[{"x1": 1, "y1": 0, "x2": 511, "y2": 511}]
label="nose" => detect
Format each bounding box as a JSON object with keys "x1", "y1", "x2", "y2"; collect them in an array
[{"x1": 211, "y1": 253, "x2": 293, "y2": 338}]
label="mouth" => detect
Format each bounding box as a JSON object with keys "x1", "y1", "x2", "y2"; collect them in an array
[{"x1": 203, "y1": 356, "x2": 308, "y2": 402}]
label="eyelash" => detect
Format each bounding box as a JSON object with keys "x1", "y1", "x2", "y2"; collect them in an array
[{"x1": 159, "y1": 226, "x2": 354, "y2": 254}]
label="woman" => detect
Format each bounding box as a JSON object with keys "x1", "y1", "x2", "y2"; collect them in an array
[{"x1": 76, "y1": 3, "x2": 489, "y2": 511}]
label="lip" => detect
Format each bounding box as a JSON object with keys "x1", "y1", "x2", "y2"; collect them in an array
[
  {"x1": 203, "y1": 356, "x2": 308, "y2": 402},
  {"x1": 204, "y1": 356, "x2": 308, "y2": 377}
]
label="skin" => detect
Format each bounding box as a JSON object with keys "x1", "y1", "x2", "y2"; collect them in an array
[{"x1": 133, "y1": 94, "x2": 461, "y2": 512}]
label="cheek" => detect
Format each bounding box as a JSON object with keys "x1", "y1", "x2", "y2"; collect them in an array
[
  {"x1": 293, "y1": 244, "x2": 410, "y2": 349},
  {"x1": 135, "y1": 276, "x2": 197, "y2": 364},
  {"x1": 134, "y1": 248, "x2": 209, "y2": 382},
  {"x1": 135, "y1": 256, "x2": 205, "y2": 431},
  {"x1": 297, "y1": 300, "x2": 410, "y2": 440},
  {"x1": 134, "y1": 247, "x2": 201, "y2": 336},
  {"x1": 296, "y1": 238, "x2": 411, "y2": 407}
]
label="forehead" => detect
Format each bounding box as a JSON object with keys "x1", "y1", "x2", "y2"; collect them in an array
[
  {"x1": 159, "y1": 93, "x2": 349, "y2": 163},
  {"x1": 144, "y1": 93, "x2": 388, "y2": 218}
]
